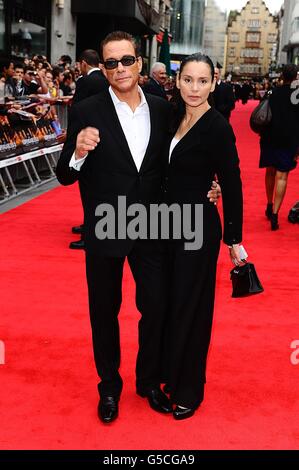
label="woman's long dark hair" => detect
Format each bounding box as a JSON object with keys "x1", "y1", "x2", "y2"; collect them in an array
[{"x1": 170, "y1": 52, "x2": 215, "y2": 132}]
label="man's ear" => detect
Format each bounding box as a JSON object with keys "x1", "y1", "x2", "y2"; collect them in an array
[
  {"x1": 210, "y1": 78, "x2": 216, "y2": 93},
  {"x1": 137, "y1": 56, "x2": 143, "y2": 74},
  {"x1": 102, "y1": 66, "x2": 108, "y2": 79}
]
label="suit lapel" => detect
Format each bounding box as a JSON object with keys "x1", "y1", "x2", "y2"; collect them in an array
[
  {"x1": 139, "y1": 94, "x2": 159, "y2": 173},
  {"x1": 170, "y1": 108, "x2": 214, "y2": 161},
  {"x1": 100, "y1": 91, "x2": 139, "y2": 172}
]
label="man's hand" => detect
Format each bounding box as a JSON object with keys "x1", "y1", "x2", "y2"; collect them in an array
[
  {"x1": 75, "y1": 127, "x2": 100, "y2": 160},
  {"x1": 207, "y1": 180, "x2": 221, "y2": 204}
]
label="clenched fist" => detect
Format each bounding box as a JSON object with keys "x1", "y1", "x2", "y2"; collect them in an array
[{"x1": 75, "y1": 127, "x2": 100, "y2": 160}]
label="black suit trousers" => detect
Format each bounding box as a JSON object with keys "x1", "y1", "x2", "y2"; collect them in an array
[
  {"x1": 85, "y1": 239, "x2": 168, "y2": 398},
  {"x1": 164, "y1": 240, "x2": 220, "y2": 409}
]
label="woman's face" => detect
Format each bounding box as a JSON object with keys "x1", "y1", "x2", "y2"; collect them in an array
[{"x1": 177, "y1": 61, "x2": 215, "y2": 108}]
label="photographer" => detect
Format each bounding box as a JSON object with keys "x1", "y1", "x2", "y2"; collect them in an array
[{"x1": 17, "y1": 65, "x2": 48, "y2": 96}]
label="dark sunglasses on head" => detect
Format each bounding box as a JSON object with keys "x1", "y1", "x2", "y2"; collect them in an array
[{"x1": 103, "y1": 55, "x2": 138, "y2": 70}]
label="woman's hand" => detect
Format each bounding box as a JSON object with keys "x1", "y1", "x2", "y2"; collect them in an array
[{"x1": 229, "y1": 244, "x2": 243, "y2": 266}]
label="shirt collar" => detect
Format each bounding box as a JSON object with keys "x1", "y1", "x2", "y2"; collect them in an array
[
  {"x1": 87, "y1": 67, "x2": 101, "y2": 76},
  {"x1": 109, "y1": 86, "x2": 147, "y2": 108}
]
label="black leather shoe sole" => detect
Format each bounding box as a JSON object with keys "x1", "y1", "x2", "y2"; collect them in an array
[
  {"x1": 69, "y1": 239, "x2": 85, "y2": 249},
  {"x1": 72, "y1": 225, "x2": 84, "y2": 234},
  {"x1": 173, "y1": 406, "x2": 195, "y2": 420}
]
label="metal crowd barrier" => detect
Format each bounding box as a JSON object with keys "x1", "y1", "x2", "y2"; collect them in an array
[
  {"x1": 0, "y1": 99, "x2": 71, "y2": 204},
  {"x1": 0, "y1": 144, "x2": 63, "y2": 203}
]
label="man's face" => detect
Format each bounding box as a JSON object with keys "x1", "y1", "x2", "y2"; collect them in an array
[
  {"x1": 214, "y1": 67, "x2": 220, "y2": 82},
  {"x1": 102, "y1": 40, "x2": 142, "y2": 95},
  {"x1": 24, "y1": 70, "x2": 35, "y2": 83},
  {"x1": 14, "y1": 68, "x2": 24, "y2": 81},
  {"x1": 153, "y1": 66, "x2": 167, "y2": 85},
  {"x1": 6, "y1": 62, "x2": 15, "y2": 77}
]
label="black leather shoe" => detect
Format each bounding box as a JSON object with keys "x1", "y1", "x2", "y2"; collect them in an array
[
  {"x1": 138, "y1": 388, "x2": 172, "y2": 413},
  {"x1": 69, "y1": 239, "x2": 85, "y2": 249},
  {"x1": 265, "y1": 203, "x2": 273, "y2": 220},
  {"x1": 173, "y1": 405, "x2": 195, "y2": 420},
  {"x1": 98, "y1": 396, "x2": 119, "y2": 423},
  {"x1": 270, "y1": 213, "x2": 279, "y2": 231},
  {"x1": 72, "y1": 224, "x2": 84, "y2": 235}
]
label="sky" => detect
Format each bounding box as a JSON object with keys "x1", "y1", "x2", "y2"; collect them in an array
[{"x1": 214, "y1": 0, "x2": 283, "y2": 14}]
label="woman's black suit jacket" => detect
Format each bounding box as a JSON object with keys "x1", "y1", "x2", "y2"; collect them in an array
[{"x1": 163, "y1": 107, "x2": 243, "y2": 247}]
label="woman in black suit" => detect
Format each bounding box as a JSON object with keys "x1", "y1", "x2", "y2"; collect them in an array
[
  {"x1": 163, "y1": 53, "x2": 243, "y2": 420},
  {"x1": 259, "y1": 64, "x2": 299, "y2": 230}
]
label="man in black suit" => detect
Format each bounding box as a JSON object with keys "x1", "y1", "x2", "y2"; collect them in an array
[
  {"x1": 142, "y1": 62, "x2": 168, "y2": 100},
  {"x1": 56, "y1": 31, "x2": 173, "y2": 423},
  {"x1": 212, "y1": 67, "x2": 235, "y2": 122},
  {"x1": 70, "y1": 49, "x2": 109, "y2": 249},
  {"x1": 72, "y1": 49, "x2": 108, "y2": 104}
]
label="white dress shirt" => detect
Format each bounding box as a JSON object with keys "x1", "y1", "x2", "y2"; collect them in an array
[
  {"x1": 169, "y1": 137, "x2": 179, "y2": 162},
  {"x1": 69, "y1": 86, "x2": 151, "y2": 172}
]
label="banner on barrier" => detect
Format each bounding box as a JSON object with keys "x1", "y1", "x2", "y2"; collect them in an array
[{"x1": 0, "y1": 101, "x2": 65, "y2": 160}]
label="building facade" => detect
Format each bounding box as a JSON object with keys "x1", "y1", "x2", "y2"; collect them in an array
[
  {"x1": 203, "y1": 0, "x2": 227, "y2": 67},
  {"x1": 0, "y1": 0, "x2": 52, "y2": 60},
  {"x1": 225, "y1": 0, "x2": 278, "y2": 78},
  {"x1": 0, "y1": 0, "x2": 172, "y2": 70},
  {"x1": 170, "y1": 0, "x2": 205, "y2": 59},
  {"x1": 279, "y1": 0, "x2": 299, "y2": 65}
]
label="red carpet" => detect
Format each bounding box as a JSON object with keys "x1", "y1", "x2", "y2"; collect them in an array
[{"x1": 0, "y1": 101, "x2": 299, "y2": 450}]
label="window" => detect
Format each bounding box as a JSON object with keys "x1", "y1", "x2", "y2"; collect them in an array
[
  {"x1": 11, "y1": 6, "x2": 47, "y2": 58},
  {"x1": 241, "y1": 48, "x2": 263, "y2": 58},
  {"x1": 251, "y1": 7, "x2": 259, "y2": 14},
  {"x1": 247, "y1": 32, "x2": 260, "y2": 42},
  {"x1": 240, "y1": 64, "x2": 261, "y2": 74},
  {"x1": 292, "y1": 17, "x2": 299, "y2": 34},
  {"x1": 230, "y1": 32, "x2": 239, "y2": 42},
  {"x1": 267, "y1": 33, "x2": 277, "y2": 43},
  {"x1": 229, "y1": 47, "x2": 235, "y2": 57},
  {"x1": 248, "y1": 19, "x2": 261, "y2": 28}
]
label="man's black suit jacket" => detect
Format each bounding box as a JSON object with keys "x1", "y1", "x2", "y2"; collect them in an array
[
  {"x1": 56, "y1": 90, "x2": 171, "y2": 256},
  {"x1": 72, "y1": 70, "x2": 108, "y2": 104},
  {"x1": 142, "y1": 78, "x2": 168, "y2": 100},
  {"x1": 212, "y1": 82, "x2": 235, "y2": 120}
]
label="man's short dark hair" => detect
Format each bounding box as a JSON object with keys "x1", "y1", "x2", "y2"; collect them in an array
[
  {"x1": 23, "y1": 65, "x2": 35, "y2": 74},
  {"x1": 282, "y1": 64, "x2": 298, "y2": 82},
  {"x1": 59, "y1": 54, "x2": 72, "y2": 65},
  {"x1": 78, "y1": 49, "x2": 100, "y2": 67},
  {"x1": 100, "y1": 31, "x2": 139, "y2": 61},
  {"x1": 14, "y1": 62, "x2": 24, "y2": 70}
]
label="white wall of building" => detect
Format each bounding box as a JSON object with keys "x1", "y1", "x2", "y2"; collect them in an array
[{"x1": 50, "y1": 0, "x2": 76, "y2": 64}]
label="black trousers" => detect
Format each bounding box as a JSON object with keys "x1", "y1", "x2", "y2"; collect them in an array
[
  {"x1": 85, "y1": 240, "x2": 168, "y2": 398},
  {"x1": 165, "y1": 240, "x2": 220, "y2": 409}
]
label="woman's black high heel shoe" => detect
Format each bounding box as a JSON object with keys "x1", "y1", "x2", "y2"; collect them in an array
[
  {"x1": 173, "y1": 406, "x2": 195, "y2": 420},
  {"x1": 270, "y1": 213, "x2": 279, "y2": 231},
  {"x1": 265, "y1": 203, "x2": 273, "y2": 220}
]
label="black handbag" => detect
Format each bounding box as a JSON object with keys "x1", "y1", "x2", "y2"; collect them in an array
[
  {"x1": 230, "y1": 262, "x2": 264, "y2": 298},
  {"x1": 249, "y1": 93, "x2": 272, "y2": 134}
]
